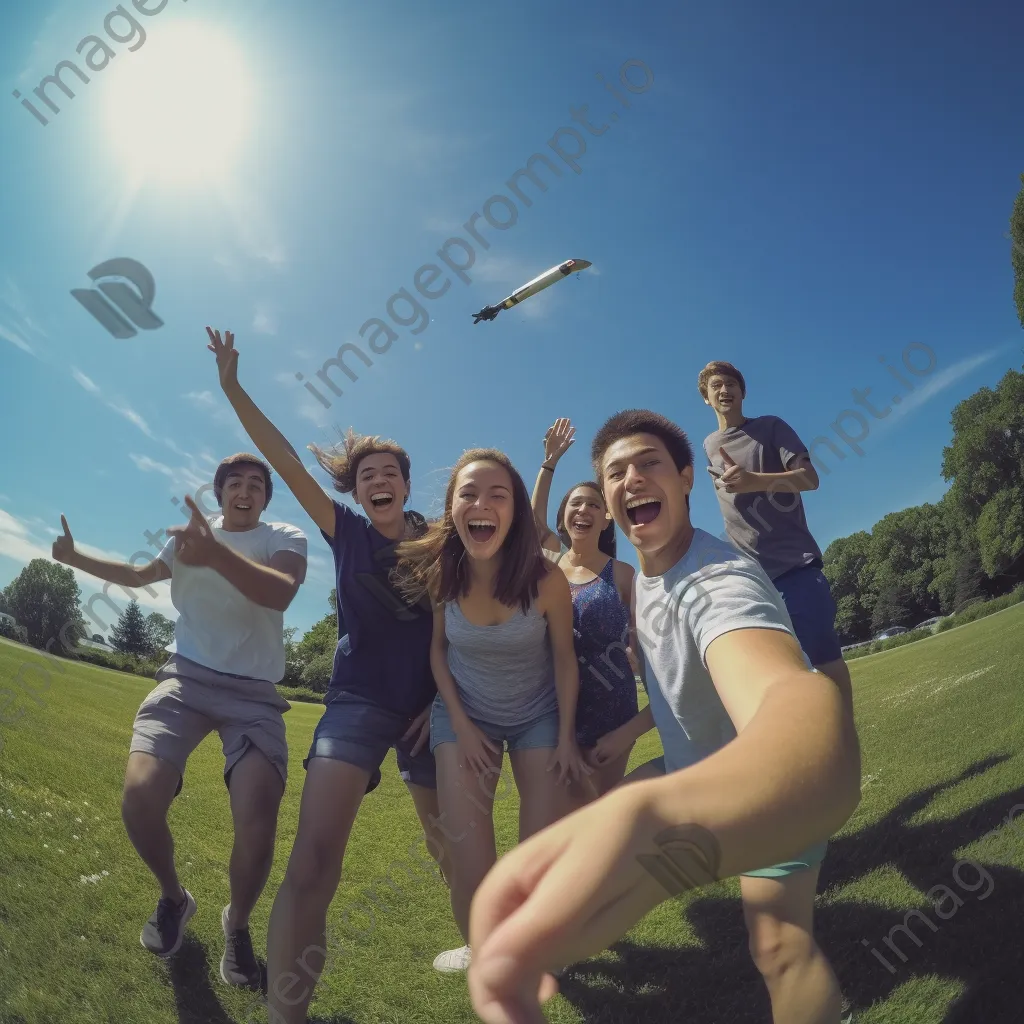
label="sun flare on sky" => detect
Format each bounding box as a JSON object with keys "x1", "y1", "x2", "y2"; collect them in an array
[{"x1": 101, "y1": 21, "x2": 251, "y2": 186}]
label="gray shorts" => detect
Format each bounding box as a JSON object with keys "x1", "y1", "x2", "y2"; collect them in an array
[{"x1": 130, "y1": 655, "x2": 290, "y2": 793}]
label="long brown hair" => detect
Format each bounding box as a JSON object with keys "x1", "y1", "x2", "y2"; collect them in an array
[{"x1": 394, "y1": 449, "x2": 548, "y2": 612}]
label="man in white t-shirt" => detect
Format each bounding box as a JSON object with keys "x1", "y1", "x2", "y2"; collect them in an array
[{"x1": 52, "y1": 453, "x2": 307, "y2": 991}]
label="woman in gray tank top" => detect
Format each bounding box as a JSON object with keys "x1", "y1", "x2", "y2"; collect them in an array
[{"x1": 395, "y1": 447, "x2": 588, "y2": 974}]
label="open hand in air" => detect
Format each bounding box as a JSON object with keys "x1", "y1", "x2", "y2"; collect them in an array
[{"x1": 206, "y1": 327, "x2": 239, "y2": 392}]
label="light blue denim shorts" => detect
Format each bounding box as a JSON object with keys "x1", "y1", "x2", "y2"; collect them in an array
[{"x1": 429, "y1": 694, "x2": 559, "y2": 754}]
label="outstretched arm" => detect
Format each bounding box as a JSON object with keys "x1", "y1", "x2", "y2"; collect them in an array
[
  {"x1": 51, "y1": 515, "x2": 169, "y2": 590},
  {"x1": 531, "y1": 418, "x2": 575, "y2": 555},
  {"x1": 207, "y1": 327, "x2": 335, "y2": 537},
  {"x1": 467, "y1": 629, "x2": 860, "y2": 1022}
]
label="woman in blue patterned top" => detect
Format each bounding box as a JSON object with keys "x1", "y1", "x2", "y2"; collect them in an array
[{"x1": 531, "y1": 417, "x2": 654, "y2": 797}]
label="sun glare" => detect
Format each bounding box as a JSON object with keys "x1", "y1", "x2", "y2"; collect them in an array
[{"x1": 101, "y1": 22, "x2": 251, "y2": 186}]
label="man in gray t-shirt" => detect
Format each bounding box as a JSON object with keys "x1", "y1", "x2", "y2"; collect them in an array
[
  {"x1": 698, "y1": 361, "x2": 852, "y2": 710},
  {"x1": 464, "y1": 409, "x2": 860, "y2": 1024}
]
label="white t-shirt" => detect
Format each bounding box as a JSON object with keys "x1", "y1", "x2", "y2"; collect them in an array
[
  {"x1": 158, "y1": 517, "x2": 307, "y2": 683},
  {"x1": 634, "y1": 528, "x2": 799, "y2": 772}
]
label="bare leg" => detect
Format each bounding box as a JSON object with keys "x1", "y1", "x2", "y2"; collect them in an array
[
  {"x1": 741, "y1": 869, "x2": 843, "y2": 1024},
  {"x1": 121, "y1": 752, "x2": 184, "y2": 900},
  {"x1": 405, "y1": 782, "x2": 451, "y2": 885},
  {"x1": 510, "y1": 747, "x2": 573, "y2": 841},
  {"x1": 226, "y1": 747, "x2": 285, "y2": 929},
  {"x1": 265, "y1": 758, "x2": 370, "y2": 1024},
  {"x1": 434, "y1": 742, "x2": 502, "y2": 941}
]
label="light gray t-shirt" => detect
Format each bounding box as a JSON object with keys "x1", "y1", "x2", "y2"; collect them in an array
[
  {"x1": 703, "y1": 415, "x2": 822, "y2": 581},
  {"x1": 634, "y1": 529, "x2": 798, "y2": 771}
]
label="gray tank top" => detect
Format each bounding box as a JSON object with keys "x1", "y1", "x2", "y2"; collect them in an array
[{"x1": 445, "y1": 600, "x2": 558, "y2": 726}]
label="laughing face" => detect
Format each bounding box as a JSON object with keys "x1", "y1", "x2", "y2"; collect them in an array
[
  {"x1": 353, "y1": 453, "x2": 410, "y2": 531},
  {"x1": 562, "y1": 486, "x2": 609, "y2": 546},
  {"x1": 220, "y1": 467, "x2": 268, "y2": 530},
  {"x1": 704, "y1": 373, "x2": 744, "y2": 417},
  {"x1": 600, "y1": 433, "x2": 694, "y2": 574},
  {"x1": 452, "y1": 460, "x2": 513, "y2": 562}
]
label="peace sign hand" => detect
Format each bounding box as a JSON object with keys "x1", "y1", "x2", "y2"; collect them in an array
[
  {"x1": 543, "y1": 418, "x2": 575, "y2": 465},
  {"x1": 206, "y1": 327, "x2": 239, "y2": 393},
  {"x1": 52, "y1": 515, "x2": 76, "y2": 565}
]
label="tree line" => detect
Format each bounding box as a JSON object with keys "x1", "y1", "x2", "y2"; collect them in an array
[{"x1": 822, "y1": 357, "x2": 1024, "y2": 643}]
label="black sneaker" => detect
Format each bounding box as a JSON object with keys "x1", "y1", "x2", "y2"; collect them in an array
[
  {"x1": 140, "y1": 889, "x2": 196, "y2": 957},
  {"x1": 220, "y1": 905, "x2": 263, "y2": 990}
]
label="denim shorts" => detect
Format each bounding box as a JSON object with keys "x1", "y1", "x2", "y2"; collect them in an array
[
  {"x1": 772, "y1": 565, "x2": 843, "y2": 666},
  {"x1": 305, "y1": 689, "x2": 437, "y2": 792},
  {"x1": 428, "y1": 694, "x2": 559, "y2": 754}
]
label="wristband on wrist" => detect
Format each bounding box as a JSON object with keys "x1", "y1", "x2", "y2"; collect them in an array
[{"x1": 541, "y1": 463, "x2": 555, "y2": 472}]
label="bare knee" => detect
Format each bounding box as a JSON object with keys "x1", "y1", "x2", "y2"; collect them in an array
[
  {"x1": 748, "y1": 923, "x2": 815, "y2": 983},
  {"x1": 122, "y1": 767, "x2": 175, "y2": 829},
  {"x1": 284, "y1": 835, "x2": 346, "y2": 903}
]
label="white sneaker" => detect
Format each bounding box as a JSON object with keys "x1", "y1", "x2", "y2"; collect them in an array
[{"x1": 433, "y1": 944, "x2": 472, "y2": 973}]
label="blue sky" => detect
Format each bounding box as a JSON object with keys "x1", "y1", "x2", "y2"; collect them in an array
[{"x1": 1, "y1": 0, "x2": 1022, "y2": 639}]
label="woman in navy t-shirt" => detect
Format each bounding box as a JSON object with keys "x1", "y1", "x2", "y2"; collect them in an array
[{"x1": 209, "y1": 328, "x2": 446, "y2": 1023}]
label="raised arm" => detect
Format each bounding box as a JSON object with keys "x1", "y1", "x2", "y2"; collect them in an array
[
  {"x1": 531, "y1": 418, "x2": 575, "y2": 555},
  {"x1": 207, "y1": 327, "x2": 336, "y2": 537},
  {"x1": 51, "y1": 515, "x2": 169, "y2": 590}
]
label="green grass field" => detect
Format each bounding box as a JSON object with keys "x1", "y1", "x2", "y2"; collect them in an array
[{"x1": 1, "y1": 604, "x2": 1023, "y2": 1024}]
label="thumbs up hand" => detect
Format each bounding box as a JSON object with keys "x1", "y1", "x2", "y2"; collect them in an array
[{"x1": 715, "y1": 448, "x2": 756, "y2": 494}]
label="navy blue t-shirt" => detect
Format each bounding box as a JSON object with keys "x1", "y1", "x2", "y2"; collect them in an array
[{"x1": 322, "y1": 501, "x2": 435, "y2": 716}]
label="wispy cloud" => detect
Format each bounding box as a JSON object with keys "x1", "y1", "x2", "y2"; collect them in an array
[
  {"x1": 68, "y1": 367, "x2": 156, "y2": 439},
  {"x1": 182, "y1": 390, "x2": 217, "y2": 409},
  {"x1": 129, "y1": 454, "x2": 175, "y2": 478},
  {"x1": 870, "y1": 346, "x2": 1009, "y2": 443},
  {"x1": 71, "y1": 368, "x2": 100, "y2": 394},
  {"x1": 0, "y1": 277, "x2": 48, "y2": 355},
  {"x1": 111, "y1": 403, "x2": 155, "y2": 438},
  {"x1": 130, "y1": 453, "x2": 207, "y2": 493},
  {"x1": 0, "y1": 323, "x2": 33, "y2": 354},
  {"x1": 253, "y1": 305, "x2": 277, "y2": 335}
]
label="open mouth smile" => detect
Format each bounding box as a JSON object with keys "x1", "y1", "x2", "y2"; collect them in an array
[
  {"x1": 467, "y1": 518, "x2": 497, "y2": 542},
  {"x1": 370, "y1": 491, "x2": 394, "y2": 510},
  {"x1": 625, "y1": 496, "x2": 661, "y2": 526}
]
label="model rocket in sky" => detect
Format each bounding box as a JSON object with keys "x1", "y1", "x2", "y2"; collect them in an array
[{"x1": 472, "y1": 259, "x2": 593, "y2": 323}]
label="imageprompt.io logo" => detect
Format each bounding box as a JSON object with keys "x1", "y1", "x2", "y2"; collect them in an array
[{"x1": 71, "y1": 258, "x2": 164, "y2": 339}]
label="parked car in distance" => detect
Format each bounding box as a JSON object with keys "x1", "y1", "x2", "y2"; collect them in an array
[
  {"x1": 872, "y1": 625, "x2": 910, "y2": 641},
  {"x1": 912, "y1": 616, "x2": 946, "y2": 632}
]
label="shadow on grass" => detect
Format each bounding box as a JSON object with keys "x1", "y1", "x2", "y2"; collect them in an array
[
  {"x1": 164, "y1": 935, "x2": 234, "y2": 1024},
  {"x1": 558, "y1": 756, "x2": 1024, "y2": 1023}
]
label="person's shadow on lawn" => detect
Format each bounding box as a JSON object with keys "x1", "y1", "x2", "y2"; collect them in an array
[
  {"x1": 160, "y1": 932, "x2": 358, "y2": 1024},
  {"x1": 557, "y1": 755, "x2": 1024, "y2": 1023},
  {"x1": 164, "y1": 935, "x2": 234, "y2": 1024}
]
